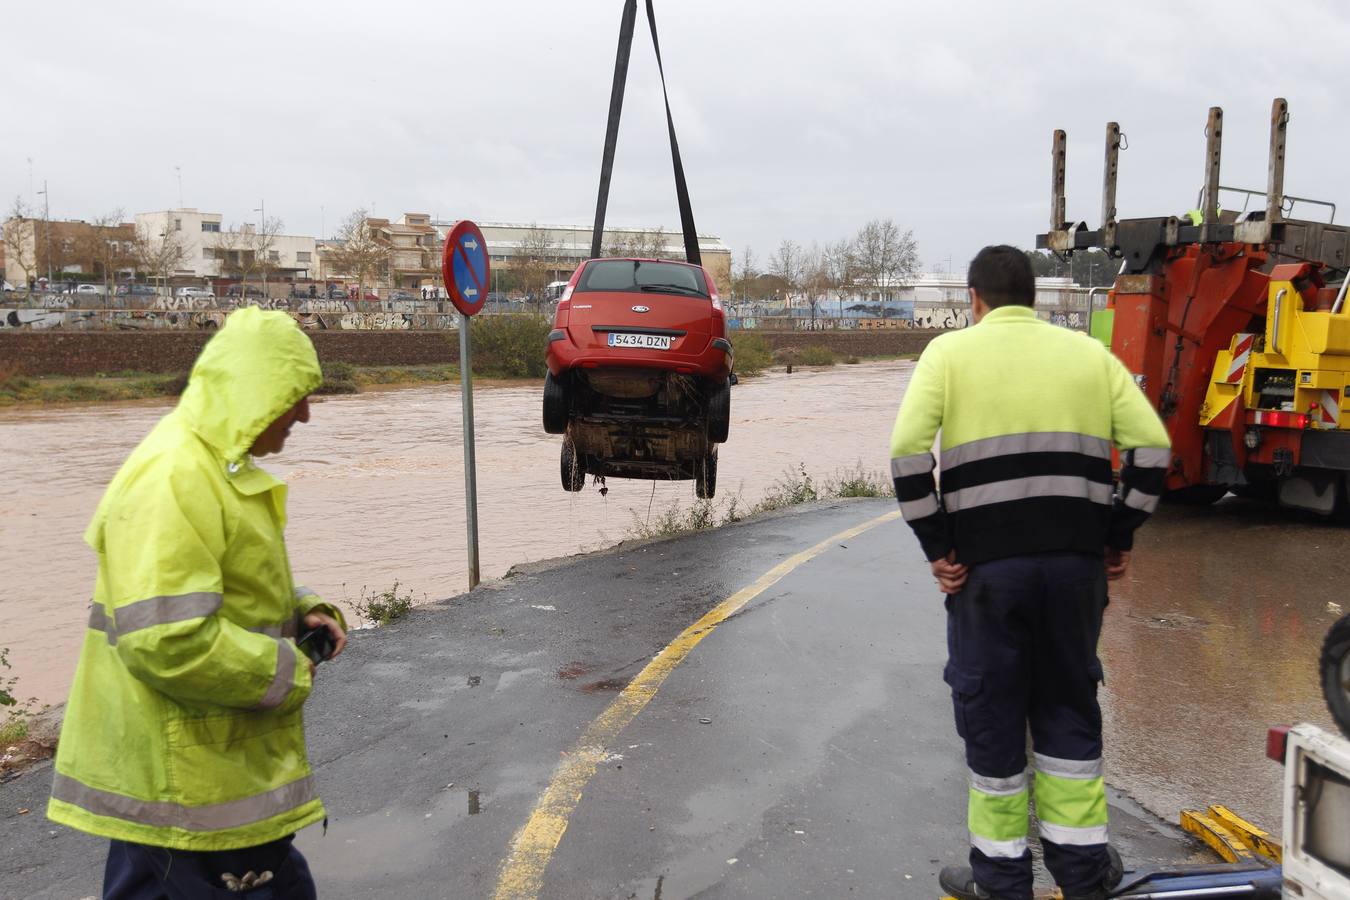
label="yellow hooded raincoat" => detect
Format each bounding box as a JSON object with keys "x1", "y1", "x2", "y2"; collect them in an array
[{"x1": 48, "y1": 307, "x2": 345, "y2": 850}]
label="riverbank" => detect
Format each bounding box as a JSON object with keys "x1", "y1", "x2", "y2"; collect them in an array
[
  {"x1": 0, "y1": 363, "x2": 462, "y2": 407},
  {"x1": 0, "y1": 353, "x2": 914, "y2": 407}
]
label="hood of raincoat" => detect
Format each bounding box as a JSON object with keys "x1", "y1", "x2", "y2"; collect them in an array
[{"x1": 178, "y1": 307, "x2": 322, "y2": 463}]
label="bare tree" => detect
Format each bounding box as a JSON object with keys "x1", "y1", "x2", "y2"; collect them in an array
[
  {"x1": 3, "y1": 197, "x2": 36, "y2": 288},
  {"x1": 603, "y1": 226, "x2": 670, "y2": 259},
  {"x1": 855, "y1": 218, "x2": 919, "y2": 303},
  {"x1": 77, "y1": 210, "x2": 134, "y2": 296},
  {"x1": 801, "y1": 243, "x2": 831, "y2": 327},
  {"x1": 516, "y1": 222, "x2": 560, "y2": 305},
  {"x1": 215, "y1": 218, "x2": 283, "y2": 298},
  {"x1": 769, "y1": 239, "x2": 802, "y2": 306},
  {"x1": 732, "y1": 246, "x2": 759, "y2": 301},
  {"x1": 825, "y1": 238, "x2": 858, "y2": 317},
  {"x1": 134, "y1": 222, "x2": 188, "y2": 296},
  {"x1": 325, "y1": 209, "x2": 390, "y2": 300}
]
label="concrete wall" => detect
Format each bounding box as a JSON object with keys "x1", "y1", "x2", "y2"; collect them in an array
[
  {"x1": 1, "y1": 329, "x2": 942, "y2": 377},
  {"x1": 1, "y1": 331, "x2": 462, "y2": 376}
]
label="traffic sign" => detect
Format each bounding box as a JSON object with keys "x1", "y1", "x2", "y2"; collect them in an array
[{"x1": 442, "y1": 220, "x2": 491, "y2": 317}]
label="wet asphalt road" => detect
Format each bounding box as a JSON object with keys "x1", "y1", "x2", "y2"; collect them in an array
[{"x1": 0, "y1": 500, "x2": 1197, "y2": 899}]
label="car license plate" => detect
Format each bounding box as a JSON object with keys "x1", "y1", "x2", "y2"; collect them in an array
[{"x1": 607, "y1": 332, "x2": 672, "y2": 350}]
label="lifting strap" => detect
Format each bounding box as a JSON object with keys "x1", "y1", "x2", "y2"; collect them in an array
[{"x1": 589, "y1": 0, "x2": 702, "y2": 266}]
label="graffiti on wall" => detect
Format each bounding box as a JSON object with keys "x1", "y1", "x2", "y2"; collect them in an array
[
  {"x1": 0, "y1": 305, "x2": 460, "y2": 332},
  {"x1": 912, "y1": 306, "x2": 971, "y2": 330}
]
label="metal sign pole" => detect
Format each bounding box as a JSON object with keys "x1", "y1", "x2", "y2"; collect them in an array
[
  {"x1": 442, "y1": 219, "x2": 489, "y2": 594},
  {"x1": 460, "y1": 318, "x2": 480, "y2": 590}
]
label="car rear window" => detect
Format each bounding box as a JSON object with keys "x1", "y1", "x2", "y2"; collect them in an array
[{"x1": 577, "y1": 260, "x2": 707, "y2": 296}]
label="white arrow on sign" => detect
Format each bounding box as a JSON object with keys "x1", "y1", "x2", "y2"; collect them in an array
[
  {"x1": 464, "y1": 287, "x2": 478, "y2": 298},
  {"x1": 463, "y1": 239, "x2": 479, "y2": 251}
]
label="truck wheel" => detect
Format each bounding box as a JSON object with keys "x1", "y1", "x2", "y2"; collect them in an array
[
  {"x1": 706, "y1": 379, "x2": 731, "y2": 444},
  {"x1": 560, "y1": 438, "x2": 586, "y2": 492},
  {"x1": 1162, "y1": 485, "x2": 1229, "y2": 506},
  {"x1": 1321, "y1": 614, "x2": 1350, "y2": 738},
  {"x1": 543, "y1": 372, "x2": 569, "y2": 434},
  {"x1": 695, "y1": 450, "x2": 718, "y2": 500}
]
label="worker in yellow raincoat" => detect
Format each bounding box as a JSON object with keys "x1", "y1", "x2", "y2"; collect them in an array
[{"x1": 48, "y1": 306, "x2": 348, "y2": 898}]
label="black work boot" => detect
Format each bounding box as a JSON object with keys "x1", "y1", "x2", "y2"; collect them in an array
[
  {"x1": 938, "y1": 865, "x2": 992, "y2": 900},
  {"x1": 1061, "y1": 845, "x2": 1124, "y2": 900}
]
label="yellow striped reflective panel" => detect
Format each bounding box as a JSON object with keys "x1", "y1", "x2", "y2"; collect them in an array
[{"x1": 51, "y1": 773, "x2": 317, "y2": 832}]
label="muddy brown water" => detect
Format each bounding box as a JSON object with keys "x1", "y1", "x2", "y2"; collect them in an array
[{"x1": 0, "y1": 359, "x2": 1340, "y2": 831}]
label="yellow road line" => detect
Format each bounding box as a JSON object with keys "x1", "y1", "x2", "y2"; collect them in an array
[{"x1": 493, "y1": 509, "x2": 904, "y2": 900}]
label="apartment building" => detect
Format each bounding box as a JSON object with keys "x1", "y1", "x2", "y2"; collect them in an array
[
  {"x1": 134, "y1": 209, "x2": 316, "y2": 282},
  {"x1": 2, "y1": 216, "x2": 137, "y2": 285}
]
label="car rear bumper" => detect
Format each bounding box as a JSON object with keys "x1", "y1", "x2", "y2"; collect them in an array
[{"x1": 547, "y1": 327, "x2": 732, "y2": 380}]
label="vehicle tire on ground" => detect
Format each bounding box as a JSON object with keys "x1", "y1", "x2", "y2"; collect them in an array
[
  {"x1": 543, "y1": 371, "x2": 569, "y2": 434},
  {"x1": 695, "y1": 450, "x2": 718, "y2": 500},
  {"x1": 1162, "y1": 484, "x2": 1229, "y2": 506},
  {"x1": 1321, "y1": 614, "x2": 1350, "y2": 738},
  {"x1": 561, "y1": 438, "x2": 586, "y2": 492},
  {"x1": 706, "y1": 379, "x2": 730, "y2": 444}
]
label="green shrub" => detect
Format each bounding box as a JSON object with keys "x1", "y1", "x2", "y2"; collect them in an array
[
  {"x1": 796, "y1": 345, "x2": 837, "y2": 366},
  {"x1": 317, "y1": 360, "x2": 358, "y2": 395},
  {"x1": 826, "y1": 464, "x2": 891, "y2": 498},
  {"x1": 353, "y1": 581, "x2": 418, "y2": 625},
  {"x1": 731, "y1": 330, "x2": 773, "y2": 377},
  {"x1": 757, "y1": 463, "x2": 820, "y2": 511},
  {"x1": 468, "y1": 314, "x2": 552, "y2": 378}
]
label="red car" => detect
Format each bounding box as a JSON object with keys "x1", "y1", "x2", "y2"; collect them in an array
[{"x1": 544, "y1": 257, "x2": 734, "y2": 498}]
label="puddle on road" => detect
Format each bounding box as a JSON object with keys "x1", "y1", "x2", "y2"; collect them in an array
[{"x1": 1100, "y1": 499, "x2": 1345, "y2": 830}]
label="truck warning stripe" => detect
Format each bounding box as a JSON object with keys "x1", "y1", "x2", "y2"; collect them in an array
[
  {"x1": 1226, "y1": 334, "x2": 1256, "y2": 384},
  {"x1": 1320, "y1": 389, "x2": 1339, "y2": 426}
]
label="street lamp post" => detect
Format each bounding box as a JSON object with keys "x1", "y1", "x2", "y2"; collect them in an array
[
  {"x1": 254, "y1": 200, "x2": 268, "y2": 299},
  {"x1": 36, "y1": 180, "x2": 51, "y2": 285}
]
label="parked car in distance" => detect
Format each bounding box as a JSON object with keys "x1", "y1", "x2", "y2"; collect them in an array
[
  {"x1": 225, "y1": 285, "x2": 267, "y2": 299},
  {"x1": 75, "y1": 284, "x2": 103, "y2": 295},
  {"x1": 543, "y1": 257, "x2": 734, "y2": 498},
  {"x1": 390, "y1": 290, "x2": 417, "y2": 301},
  {"x1": 115, "y1": 284, "x2": 159, "y2": 297},
  {"x1": 175, "y1": 287, "x2": 215, "y2": 300}
]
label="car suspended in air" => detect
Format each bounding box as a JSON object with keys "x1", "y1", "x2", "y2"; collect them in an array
[{"x1": 543, "y1": 257, "x2": 733, "y2": 498}]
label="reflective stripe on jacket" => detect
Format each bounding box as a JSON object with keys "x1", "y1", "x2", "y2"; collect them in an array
[
  {"x1": 48, "y1": 307, "x2": 345, "y2": 850},
  {"x1": 889, "y1": 305, "x2": 1171, "y2": 564}
]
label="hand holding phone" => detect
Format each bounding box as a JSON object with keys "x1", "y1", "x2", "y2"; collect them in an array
[{"x1": 297, "y1": 625, "x2": 336, "y2": 666}]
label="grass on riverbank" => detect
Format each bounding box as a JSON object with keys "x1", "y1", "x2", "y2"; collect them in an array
[
  {"x1": 626, "y1": 463, "x2": 892, "y2": 540},
  {"x1": 0, "y1": 363, "x2": 467, "y2": 407}
]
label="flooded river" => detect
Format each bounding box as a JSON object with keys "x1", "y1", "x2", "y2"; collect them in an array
[{"x1": 0, "y1": 359, "x2": 1340, "y2": 829}]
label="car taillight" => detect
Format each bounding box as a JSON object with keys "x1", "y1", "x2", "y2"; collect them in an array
[
  {"x1": 1266, "y1": 725, "x2": 1290, "y2": 763},
  {"x1": 560, "y1": 284, "x2": 574, "y2": 305}
]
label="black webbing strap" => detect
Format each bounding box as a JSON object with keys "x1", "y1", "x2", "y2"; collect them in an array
[{"x1": 589, "y1": 0, "x2": 702, "y2": 265}]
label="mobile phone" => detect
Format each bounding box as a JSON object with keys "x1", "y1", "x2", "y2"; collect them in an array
[{"x1": 297, "y1": 626, "x2": 335, "y2": 665}]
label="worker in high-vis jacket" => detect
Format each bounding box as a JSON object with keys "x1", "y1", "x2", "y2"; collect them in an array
[
  {"x1": 48, "y1": 307, "x2": 348, "y2": 898},
  {"x1": 890, "y1": 246, "x2": 1170, "y2": 900}
]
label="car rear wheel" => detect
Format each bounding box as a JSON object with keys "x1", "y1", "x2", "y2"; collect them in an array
[
  {"x1": 543, "y1": 372, "x2": 570, "y2": 434},
  {"x1": 695, "y1": 450, "x2": 718, "y2": 500},
  {"x1": 1321, "y1": 614, "x2": 1350, "y2": 738},
  {"x1": 561, "y1": 438, "x2": 586, "y2": 492},
  {"x1": 706, "y1": 379, "x2": 730, "y2": 444}
]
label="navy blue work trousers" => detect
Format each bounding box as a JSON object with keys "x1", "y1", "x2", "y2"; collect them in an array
[
  {"x1": 943, "y1": 551, "x2": 1112, "y2": 899},
  {"x1": 102, "y1": 835, "x2": 316, "y2": 900}
]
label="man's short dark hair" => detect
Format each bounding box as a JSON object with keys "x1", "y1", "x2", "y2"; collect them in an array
[{"x1": 968, "y1": 245, "x2": 1035, "y2": 308}]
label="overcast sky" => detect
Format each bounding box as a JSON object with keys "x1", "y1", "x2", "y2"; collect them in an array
[{"x1": 6, "y1": 1, "x2": 1349, "y2": 273}]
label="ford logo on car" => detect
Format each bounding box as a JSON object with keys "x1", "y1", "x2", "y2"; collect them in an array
[{"x1": 630, "y1": 305, "x2": 650, "y2": 313}]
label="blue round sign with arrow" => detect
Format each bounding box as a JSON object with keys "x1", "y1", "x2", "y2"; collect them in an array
[{"x1": 441, "y1": 220, "x2": 491, "y2": 317}]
